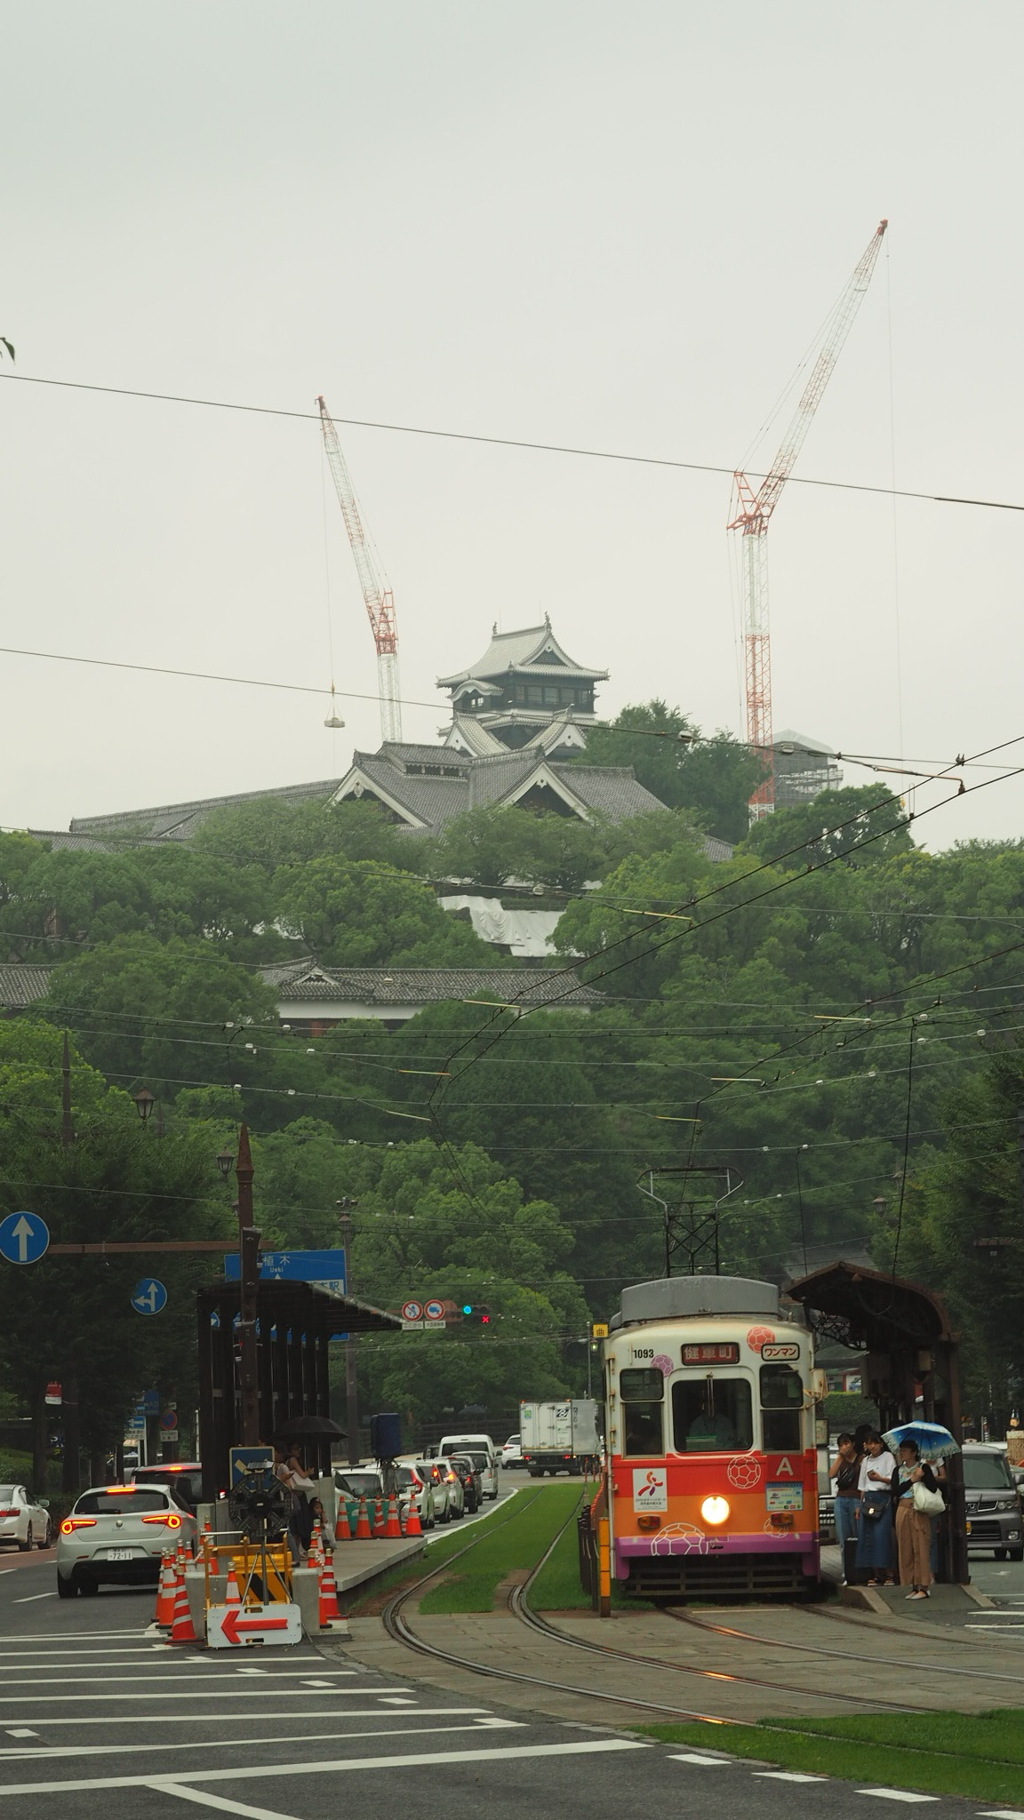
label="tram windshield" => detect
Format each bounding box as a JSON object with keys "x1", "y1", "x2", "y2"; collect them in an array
[
  {"x1": 760, "y1": 1364, "x2": 803, "y2": 1451},
  {"x1": 672, "y1": 1376, "x2": 753, "y2": 1452},
  {"x1": 619, "y1": 1366, "x2": 664, "y2": 1456}
]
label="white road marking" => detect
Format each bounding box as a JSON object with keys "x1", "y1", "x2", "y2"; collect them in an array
[
  {"x1": 149, "y1": 1790, "x2": 297, "y2": 1820},
  {"x1": 0, "y1": 1718, "x2": 513, "y2": 1765},
  {"x1": 0, "y1": 1738, "x2": 648, "y2": 1795},
  {"x1": 12, "y1": 1593, "x2": 55, "y2": 1603},
  {"x1": 0, "y1": 1707, "x2": 491, "y2": 1729},
  {"x1": 301, "y1": 1681, "x2": 336, "y2": 1689},
  {"x1": 966, "y1": 1624, "x2": 1024, "y2": 1630},
  {"x1": 668, "y1": 1752, "x2": 731, "y2": 1765},
  {"x1": 755, "y1": 1771, "x2": 828, "y2": 1782},
  {"x1": 978, "y1": 1811, "x2": 1024, "y2": 1818},
  {"x1": 857, "y1": 1793, "x2": 938, "y2": 1803},
  {"x1": 378, "y1": 1697, "x2": 418, "y2": 1706},
  {"x1": 0, "y1": 1687, "x2": 410, "y2": 1704},
  {"x1": 2, "y1": 1670, "x2": 357, "y2": 1689},
  {"x1": 235, "y1": 1669, "x2": 266, "y2": 1676},
  {"x1": 4, "y1": 1731, "x2": 38, "y2": 1739},
  {"x1": 0, "y1": 1630, "x2": 146, "y2": 1642}
]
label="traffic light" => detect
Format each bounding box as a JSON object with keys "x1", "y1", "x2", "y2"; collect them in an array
[{"x1": 461, "y1": 1304, "x2": 492, "y2": 1325}]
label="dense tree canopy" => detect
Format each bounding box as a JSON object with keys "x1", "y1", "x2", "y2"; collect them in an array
[{"x1": 570, "y1": 700, "x2": 766, "y2": 843}]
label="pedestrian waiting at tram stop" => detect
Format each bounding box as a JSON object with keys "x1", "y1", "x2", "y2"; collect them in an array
[
  {"x1": 856, "y1": 1432, "x2": 896, "y2": 1586},
  {"x1": 830, "y1": 1432, "x2": 862, "y2": 1557},
  {"x1": 893, "y1": 1438, "x2": 940, "y2": 1599}
]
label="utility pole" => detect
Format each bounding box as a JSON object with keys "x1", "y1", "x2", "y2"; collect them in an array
[
  {"x1": 337, "y1": 1200, "x2": 360, "y2": 1466},
  {"x1": 59, "y1": 1031, "x2": 80, "y2": 1495},
  {"x1": 234, "y1": 1126, "x2": 262, "y2": 1447}
]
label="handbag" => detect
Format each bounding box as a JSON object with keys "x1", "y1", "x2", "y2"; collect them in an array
[
  {"x1": 912, "y1": 1482, "x2": 945, "y2": 1516},
  {"x1": 861, "y1": 1493, "x2": 888, "y2": 1521}
]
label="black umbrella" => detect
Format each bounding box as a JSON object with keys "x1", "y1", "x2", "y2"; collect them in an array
[{"x1": 275, "y1": 1414, "x2": 346, "y2": 1439}]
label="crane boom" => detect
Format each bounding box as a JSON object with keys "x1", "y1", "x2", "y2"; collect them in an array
[
  {"x1": 729, "y1": 219, "x2": 887, "y2": 818},
  {"x1": 317, "y1": 394, "x2": 402, "y2": 744}
]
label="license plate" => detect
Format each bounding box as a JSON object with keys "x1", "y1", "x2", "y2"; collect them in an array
[{"x1": 104, "y1": 1548, "x2": 137, "y2": 1561}]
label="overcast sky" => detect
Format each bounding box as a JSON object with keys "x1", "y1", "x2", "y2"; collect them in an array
[{"x1": 2, "y1": 2, "x2": 1021, "y2": 850}]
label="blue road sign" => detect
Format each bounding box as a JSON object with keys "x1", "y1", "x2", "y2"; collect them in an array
[
  {"x1": 142, "y1": 1388, "x2": 161, "y2": 1415},
  {"x1": 0, "y1": 1211, "x2": 50, "y2": 1266},
  {"x1": 131, "y1": 1278, "x2": 168, "y2": 1315},
  {"x1": 224, "y1": 1248, "x2": 347, "y2": 1288},
  {"x1": 229, "y1": 1445, "x2": 274, "y2": 1486}
]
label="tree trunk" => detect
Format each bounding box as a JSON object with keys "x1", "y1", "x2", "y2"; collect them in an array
[
  {"x1": 61, "y1": 1374, "x2": 80, "y2": 1497},
  {"x1": 32, "y1": 1386, "x2": 49, "y2": 1492}
]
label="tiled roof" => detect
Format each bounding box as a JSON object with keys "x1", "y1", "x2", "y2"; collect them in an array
[
  {"x1": 438, "y1": 621, "x2": 608, "y2": 689},
  {"x1": 260, "y1": 962, "x2": 604, "y2": 1009},
  {"x1": 0, "y1": 965, "x2": 53, "y2": 1007},
  {"x1": 71, "y1": 778, "x2": 341, "y2": 841}
]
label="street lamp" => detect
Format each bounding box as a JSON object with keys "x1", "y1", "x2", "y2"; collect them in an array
[
  {"x1": 337, "y1": 1198, "x2": 360, "y2": 1467},
  {"x1": 216, "y1": 1146, "x2": 235, "y2": 1182},
  {"x1": 133, "y1": 1088, "x2": 156, "y2": 1125}
]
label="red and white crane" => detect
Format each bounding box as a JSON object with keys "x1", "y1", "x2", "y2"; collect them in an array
[
  {"x1": 729, "y1": 219, "x2": 888, "y2": 819},
  {"x1": 317, "y1": 394, "x2": 402, "y2": 744}
]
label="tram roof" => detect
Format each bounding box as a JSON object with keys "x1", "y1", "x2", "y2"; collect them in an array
[{"x1": 611, "y1": 1275, "x2": 782, "y2": 1328}]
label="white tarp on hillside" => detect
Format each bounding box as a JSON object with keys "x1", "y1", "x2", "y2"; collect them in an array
[{"x1": 438, "y1": 896, "x2": 567, "y2": 957}]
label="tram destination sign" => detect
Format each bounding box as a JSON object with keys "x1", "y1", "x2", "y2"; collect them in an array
[{"x1": 681, "y1": 1342, "x2": 739, "y2": 1365}]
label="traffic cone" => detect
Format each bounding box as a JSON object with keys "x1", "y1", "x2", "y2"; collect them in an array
[
  {"x1": 385, "y1": 1492, "x2": 401, "y2": 1538},
  {"x1": 224, "y1": 1560, "x2": 242, "y2": 1606},
  {"x1": 200, "y1": 1519, "x2": 213, "y2": 1560},
  {"x1": 404, "y1": 1494, "x2": 422, "y2": 1538},
  {"x1": 318, "y1": 1554, "x2": 341, "y2": 1627},
  {"x1": 309, "y1": 1518, "x2": 323, "y2": 1567},
  {"x1": 335, "y1": 1500, "x2": 351, "y2": 1543},
  {"x1": 155, "y1": 1552, "x2": 177, "y2": 1628},
  {"x1": 355, "y1": 1495, "x2": 371, "y2": 1540},
  {"x1": 168, "y1": 1565, "x2": 199, "y2": 1645},
  {"x1": 372, "y1": 1497, "x2": 386, "y2": 1537}
]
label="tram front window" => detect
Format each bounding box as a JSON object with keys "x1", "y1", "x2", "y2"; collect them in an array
[
  {"x1": 620, "y1": 1367, "x2": 664, "y2": 1456},
  {"x1": 672, "y1": 1377, "x2": 753, "y2": 1452},
  {"x1": 760, "y1": 1363, "x2": 803, "y2": 1451}
]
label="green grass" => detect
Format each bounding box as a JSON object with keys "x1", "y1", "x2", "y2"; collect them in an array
[
  {"x1": 419, "y1": 1484, "x2": 583, "y2": 1614},
  {"x1": 639, "y1": 1710, "x2": 1024, "y2": 1804},
  {"x1": 528, "y1": 1500, "x2": 592, "y2": 1610}
]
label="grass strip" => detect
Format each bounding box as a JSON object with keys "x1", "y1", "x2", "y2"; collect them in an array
[
  {"x1": 342, "y1": 1490, "x2": 537, "y2": 1615},
  {"x1": 638, "y1": 1711, "x2": 1024, "y2": 1805},
  {"x1": 419, "y1": 1484, "x2": 582, "y2": 1614},
  {"x1": 528, "y1": 1493, "x2": 593, "y2": 1611}
]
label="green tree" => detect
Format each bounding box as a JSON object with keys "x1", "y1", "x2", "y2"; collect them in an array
[
  {"x1": 274, "y1": 857, "x2": 494, "y2": 966},
  {"x1": 739, "y1": 785, "x2": 913, "y2": 873},
  {"x1": 571, "y1": 701, "x2": 765, "y2": 843},
  {"x1": 192, "y1": 796, "x2": 413, "y2": 878},
  {"x1": 428, "y1": 804, "x2": 611, "y2": 892}
]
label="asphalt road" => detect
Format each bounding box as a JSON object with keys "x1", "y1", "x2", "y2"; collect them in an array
[{"x1": 0, "y1": 1535, "x2": 1018, "y2": 1820}]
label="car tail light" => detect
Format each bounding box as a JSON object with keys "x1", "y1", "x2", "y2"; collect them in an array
[
  {"x1": 60, "y1": 1518, "x2": 97, "y2": 1533},
  {"x1": 0, "y1": 1508, "x2": 20, "y2": 1518},
  {"x1": 142, "y1": 1512, "x2": 182, "y2": 1528}
]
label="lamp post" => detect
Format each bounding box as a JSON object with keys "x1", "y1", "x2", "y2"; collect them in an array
[{"x1": 234, "y1": 1126, "x2": 262, "y2": 1447}]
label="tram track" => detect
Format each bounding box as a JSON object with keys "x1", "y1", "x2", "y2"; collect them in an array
[{"x1": 378, "y1": 1491, "x2": 920, "y2": 1720}]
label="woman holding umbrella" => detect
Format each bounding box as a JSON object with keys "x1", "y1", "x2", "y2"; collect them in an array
[{"x1": 883, "y1": 1422, "x2": 957, "y2": 1600}]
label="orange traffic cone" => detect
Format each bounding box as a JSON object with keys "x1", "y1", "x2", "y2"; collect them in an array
[
  {"x1": 372, "y1": 1497, "x2": 386, "y2": 1538},
  {"x1": 404, "y1": 1494, "x2": 422, "y2": 1538},
  {"x1": 168, "y1": 1565, "x2": 199, "y2": 1645},
  {"x1": 318, "y1": 1554, "x2": 341, "y2": 1627},
  {"x1": 309, "y1": 1518, "x2": 323, "y2": 1567},
  {"x1": 155, "y1": 1551, "x2": 177, "y2": 1628},
  {"x1": 355, "y1": 1495, "x2": 371, "y2": 1540},
  {"x1": 200, "y1": 1519, "x2": 213, "y2": 1560},
  {"x1": 335, "y1": 1500, "x2": 351, "y2": 1543},
  {"x1": 385, "y1": 1492, "x2": 401, "y2": 1538},
  {"x1": 224, "y1": 1560, "x2": 242, "y2": 1606}
]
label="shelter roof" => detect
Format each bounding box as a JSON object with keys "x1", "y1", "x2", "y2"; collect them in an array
[
  {"x1": 197, "y1": 1279, "x2": 401, "y2": 1340},
  {"x1": 786, "y1": 1258, "x2": 954, "y2": 1350}
]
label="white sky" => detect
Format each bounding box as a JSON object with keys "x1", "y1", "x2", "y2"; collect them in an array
[{"x1": 2, "y1": 1, "x2": 1021, "y2": 849}]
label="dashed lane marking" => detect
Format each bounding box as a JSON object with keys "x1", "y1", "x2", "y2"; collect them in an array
[
  {"x1": 668, "y1": 1753, "x2": 731, "y2": 1765},
  {"x1": 754, "y1": 1771, "x2": 828, "y2": 1782},
  {"x1": 857, "y1": 1793, "x2": 939, "y2": 1804},
  {"x1": 12, "y1": 1594, "x2": 55, "y2": 1604},
  {"x1": 147, "y1": 1790, "x2": 296, "y2": 1820},
  {"x1": 0, "y1": 1687, "x2": 414, "y2": 1704},
  {"x1": 4, "y1": 1731, "x2": 38, "y2": 1739},
  {"x1": 1, "y1": 1671, "x2": 358, "y2": 1689},
  {"x1": 0, "y1": 1707, "x2": 493, "y2": 1728},
  {"x1": 0, "y1": 1737, "x2": 648, "y2": 1796}
]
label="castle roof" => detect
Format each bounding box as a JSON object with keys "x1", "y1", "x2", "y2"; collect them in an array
[{"x1": 438, "y1": 620, "x2": 608, "y2": 690}]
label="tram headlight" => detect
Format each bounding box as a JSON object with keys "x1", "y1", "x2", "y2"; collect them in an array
[{"x1": 700, "y1": 1495, "x2": 730, "y2": 1526}]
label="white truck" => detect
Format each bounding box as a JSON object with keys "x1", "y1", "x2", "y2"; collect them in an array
[{"x1": 519, "y1": 1399, "x2": 601, "y2": 1477}]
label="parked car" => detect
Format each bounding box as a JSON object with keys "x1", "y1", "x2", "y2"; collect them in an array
[
  {"x1": 963, "y1": 1444, "x2": 1024, "y2": 1560},
  {"x1": 450, "y1": 1455, "x2": 482, "y2": 1512},
  {"x1": 0, "y1": 1484, "x2": 52, "y2": 1552},
  {"x1": 56, "y1": 1483, "x2": 196, "y2": 1597},
  {"x1": 462, "y1": 1449, "x2": 498, "y2": 1501},
  {"x1": 500, "y1": 1434, "x2": 524, "y2": 1470},
  {"x1": 334, "y1": 1468, "x2": 383, "y2": 1504},
  {"x1": 131, "y1": 1462, "x2": 202, "y2": 1511}
]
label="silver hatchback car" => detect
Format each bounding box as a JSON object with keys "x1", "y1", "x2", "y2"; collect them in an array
[{"x1": 56, "y1": 1483, "x2": 195, "y2": 1597}]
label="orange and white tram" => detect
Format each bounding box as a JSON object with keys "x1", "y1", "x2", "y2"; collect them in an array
[{"x1": 604, "y1": 1275, "x2": 825, "y2": 1598}]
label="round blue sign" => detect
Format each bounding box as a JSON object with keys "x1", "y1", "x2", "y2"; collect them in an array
[
  {"x1": 131, "y1": 1278, "x2": 168, "y2": 1315},
  {"x1": 0, "y1": 1211, "x2": 50, "y2": 1266}
]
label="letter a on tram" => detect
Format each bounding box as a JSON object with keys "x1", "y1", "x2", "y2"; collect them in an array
[{"x1": 775, "y1": 1456, "x2": 795, "y2": 1477}]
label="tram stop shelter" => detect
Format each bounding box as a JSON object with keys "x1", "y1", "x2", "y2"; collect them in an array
[
  {"x1": 197, "y1": 1280, "x2": 401, "y2": 1501},
  {"x1": 787, "y1": 1259, "x2": 968, "y2": 1583}
]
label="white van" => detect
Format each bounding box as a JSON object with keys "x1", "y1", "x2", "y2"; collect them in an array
[{"x1": 437, "y1": 1432, "x2": 497, "y2": 1466}]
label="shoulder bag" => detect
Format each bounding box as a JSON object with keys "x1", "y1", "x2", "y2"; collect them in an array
[
  {"x1": 861, "y1": 1491, "x2": 888, "y2": 1521},
  {"x1": 912, "y1": 1481, "x2": 945, "y2": 1516}
]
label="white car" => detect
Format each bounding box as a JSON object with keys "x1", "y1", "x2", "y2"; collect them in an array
[
  {"x1": 461, "y1": 1449, "x2": 499, "y2": 1500},
  {"x1": 56, "y1": 1483, "x2": 195, "y2": 1597},
  {"x1": 500, "y1": 1435, "x2": 523, "y2": 1470},
  {"x1": 0, "y1": 1484, "x2": 53, "y2": 1552}
]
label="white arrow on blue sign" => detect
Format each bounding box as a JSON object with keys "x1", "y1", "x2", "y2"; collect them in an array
[
  {"x1": 0, "y1": 1211, "x2": 50, "y2": 1266},
  {"x1": 131, "y1": 1278, "x2": 168, "y2": 1315}
]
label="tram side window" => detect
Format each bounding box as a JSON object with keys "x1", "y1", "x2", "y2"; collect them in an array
[
  {"x1": 760, "y1": 1364, "x2": 803, "y2": 1451},
  {"x1": 620, "y1": 1367, "x2": 664, "y2": 1456},
  {"x1": 671, "y1": 1377, "x2": 753, "y2": 1452}
]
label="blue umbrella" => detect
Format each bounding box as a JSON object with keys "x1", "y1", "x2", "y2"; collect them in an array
[{"x1": 883, "y1": 1420, "x2": 960, "y2": 1462}]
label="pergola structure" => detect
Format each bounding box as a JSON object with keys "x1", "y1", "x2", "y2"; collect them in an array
[
  {"x1": 787, "y1": 1260, "x2": 968, "y2": 1583},
  {"x1": 197, "y1": 1281, "x2": 400, "y2": 1500}
]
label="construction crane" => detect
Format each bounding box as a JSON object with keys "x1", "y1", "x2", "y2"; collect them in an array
[
  {"x1": 728, "y1": 219, "x2": 888, "y2": 820},
  {"x1": 317, "y1": 394, "x2": 402, "y2": 744}
]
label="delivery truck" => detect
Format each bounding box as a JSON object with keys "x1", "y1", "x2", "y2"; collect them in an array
[{"x1": 519, "y1": 1398, "x2": 601, "y2": 1476}]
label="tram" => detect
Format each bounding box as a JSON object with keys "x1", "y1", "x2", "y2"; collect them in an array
[{"x1": 603, "y1": 1274, "x2": 824, "y2": 1598}]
